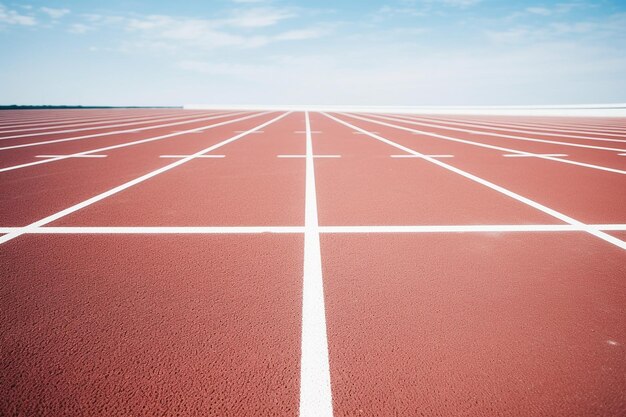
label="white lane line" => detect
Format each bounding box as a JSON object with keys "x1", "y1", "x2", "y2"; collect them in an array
[
  {"x1": 345, "y1": 113, "x2": 626, "y2": 176},
  {"x1": 0, "y1": 112, "x2": 289, "y2": 245},
  {"x1": 1, "y1": 224, "x2": 626, "y2": 234},
  {"x1": 299, "y1": 111, "x2": 334, "y2": 417},
  {"x1": 618, "y1": 153, "x2": 626, "y2": 156},
  {"x1": 371, "y1": 114, "x2": 626, "y2": 151},
  {"x1": 35, "y1": 154, "x2": 108, "y2": 158},
  {"x1": 159, "y1": 155, "x2": 225, "y2": 158},
  {"x1": 503, "y1": 153, "x2": 568, "y2": 158},
  {"x1": 0, "y1": 112, "x2": 264, "y2": 173},
  {"x1": 353, "y1": 131, "x2": 379, "y2": 135},
  {"x1": 391, "y1": 154, "x2": 454, "y2": 158},
  {"x1": 398, "y1": 114, "x2": 626, "y2": 142},
  {"x1": 0, "y1": 112, "x2": 223, "y2": 140},
  {"x1": 277, "y1": 154, "x2": 341, "y2": 158},
  {"x1": 0, "y1": 112, "x2": 203, "y2": 134},
  {"x1": 234, "y1": 130, "x2": 264, "y2": 133},
  {"x1": 324, "y1": 112, "x2": 626, "y2": 250},
  {"x1": 0, "y1": 111, "x2": 243, "y2": 152},
  {"x1": 295, "y1": 130, "x2": 322, "y2": 134}
]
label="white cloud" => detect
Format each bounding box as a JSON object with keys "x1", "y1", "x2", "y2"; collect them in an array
[
  {"x1": 40, "y1": 7, "x2": 70, "y2": 19},
  {"x1": 526, "y1": 7, "x2": 552, "y2": 16},
  {"x1": 68, "y1": 23, "x2": 90, "y2": 34},
  {"x1": 0, "y1": 4, "x2": 36, "y2": 25},
  {"x1": 226, "y1": 7, "x2": 295, "y2": 28}
]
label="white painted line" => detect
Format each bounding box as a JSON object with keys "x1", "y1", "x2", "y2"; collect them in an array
[
  {"x1": 171, "y1": 130, "x2": 204, "y2": 134},
  {"x1": 618, "y1": 153, "x2": 626, "y2": 156},
  {"x1": 390, "y1": 154, "x2": 454, "y2": 158},
  {"x1": 353, "y1": 131, "x2": 379, "y2": 135},
  {"x1": 0, "y1": 112, "x2": 264, "y2": 173},
  {"x1": 0, "y1": 112, "x2": 290, "y2": 245},
  {"x1": 159, "y1": 155, "x2": 225, "y2": 158},
  {"x1": 399, "y1": 114, "x2": 626, "y2": 142},
  {"x1": 299, "y1": 111, "x2": 334, "y2": 417},
  {"x1": 35, "y1": 154, "x2": 108, "y2": 158},
  {"x1": 277, "y1": 154, "x2": 341, "y2": 158},
  {"x1": 1, "y1": 223, "x2": 626, "y2": 235},
  {"x1": 345, "y1": 113, "x2": 626, "y2": 175},
  {"x1": 295, "y1": 130, "x2": 322, "y2": 134},
  {"x1": 0, "y1": 112, "x2": 224, "y2": 140},
  {"x1": 234, "y1": 130, "x2": 264, "y2": 133},
  {"x1": 0, "y1": 111, "x2": 244, "y2": 152},
  {"x1": 503, "y1": 153, "x2": 568, "y2": 158},
  {"x1": 325, "y1": 112, "x2": 626, "y2": 250},
  {"x1": 371, "y1": 114, "x2": 626, "y2": 151}
]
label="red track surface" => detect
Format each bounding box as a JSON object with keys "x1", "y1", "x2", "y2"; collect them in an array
[{"x1": 1, "y1": 109, "x2": 625, "y2": 416}]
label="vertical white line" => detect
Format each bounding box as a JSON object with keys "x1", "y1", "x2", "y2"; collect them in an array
[{"x1": 299, "y1": 111, "x2": 334, "y2": 417}]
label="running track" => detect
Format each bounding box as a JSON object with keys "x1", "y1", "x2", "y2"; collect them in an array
[{"x1": 1, "y1": 108, "x2": 625, "y2": 416}]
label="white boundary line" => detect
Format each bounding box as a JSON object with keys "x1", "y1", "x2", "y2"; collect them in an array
[
  {"x1": 159, "y1": 155, "x2": 226, "y2": 159},
  {"x1": 0, "y1": 112, "x2": 289, "y2": 245},
  {"x1": 299, "y1": 111, "x2": 334, "y2": 417},
  {"x1": 1, "y1": 224, "x2": 625, "y2": 234},
  {"x1": 390, "y1": 154, "x2": 453, "y2": 158},
  {"x1": 0, "y1": 112, "x2": 265, "y2": 173},
  {"x1": 277, "y1": 154, "x2": 341, "y2": 158},
  {"x1": 503, "y1": 153, "x2": 568, "y2": 158},
  {"x1": 0, "y1": 111, "x2": 240, "y2": 152},
  {"x1": 342, "y1": 113, "x2": 626, "y2": 176},
  {"x1": 323, "y1": 112, "x2": 626, "y2": 250},
  {"x1": 35, "y1": 154, "x2": 108, "y2": 158}
]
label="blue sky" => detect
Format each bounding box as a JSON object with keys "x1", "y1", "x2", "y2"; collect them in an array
[{"x1": 1, "y1": 0, "x2": 625, "y2": 106}]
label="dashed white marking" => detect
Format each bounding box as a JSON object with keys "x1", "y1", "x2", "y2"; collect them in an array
[
  {"x1": 353, "y1": 131, "x2": 379, "y2": 135},
  {"x1": 299, "y1": 111, "x2": 334, "y2": 417},
  {"x1": 277, "y1": 154, "x2": 341, "y2": 158},
  {"x1": 503, "y1": 153, "x2": 568, "y2": 158},
  {"x1": 35, "y1": 154, "x2": 108, "y2": 158},
  {"x1": 159, "y1": 154, "x2": 225, "y2": 158},
  {"x1": 618, "y1": 153, "x2": 626, "y2": 156},
  {"x1": 234, "y1": 130, "x2": 264, "y2": 133},
  {"x1": 607, "y1": 340, "x2": 620, "y2": 346},
  {"x1": 295, "y1": 130, "x2": 322, "y2": 134},
  {"x1": 391, "y1": 154, "x2": 454, "y2": 158}
]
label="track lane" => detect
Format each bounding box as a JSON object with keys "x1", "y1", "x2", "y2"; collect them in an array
[
  {"x1": 335, "y1": 113, "x2": 626, "y2": 225},
  {"x1": 52, "y1": 112, "x2": 306, "y2": 227},
  {"x1": 0, "y1": 113, "x2": 278, "y2": 227},
  {"x1": 310, "y1": 112, "x2": 562, "y2": 226},
  {"x1": 0, "y1": 233, "x2": 303, "y2": 417}
]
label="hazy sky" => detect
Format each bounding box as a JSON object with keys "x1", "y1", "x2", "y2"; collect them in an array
[{"x1": 1, "y1": 0, "x2": 625, "y2": 106}]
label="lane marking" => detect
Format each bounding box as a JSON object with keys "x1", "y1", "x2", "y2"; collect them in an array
[
  {"x1": 353, "y1": 131, "x2": 379, "y2": 135},
  {"x1": 375, "y1": 114, "x2": 626, "y2": 151},
  {"x1": 0, "y1": 112, "x2": 289, "y2": 245},
  {"x1": 618, "y1": 153, "x2": 626, "y2": 156},
  {"x1": 234, "y1": 130, "x2": 264, "y2": 134},
  {"x1": 1, "y1": 224, "x2": 626, "y2": 234},
  {"x1": 159, "y1": 155, "x2": 225, "y2": 158},
  {"x1": 325, "y1": 112, "x2": 626, "y2": 250},
  {"x1": 345, "y1": 113, "x2": 626, "y2": 175},
  {"x1": 277, "y1": 154, "x2": 341, "y2": 158},
  {"x1": 398, "y1": 114, "x2": 626, "y2": 142},
  {"x1": 391, "y1": 154, "x2": 454, "y2": 158},
  {"x1": 0, "y1": 112, "x2": 264, "y2": 173},
  {"x1": 503, "y1": 153, "x2": 568, "y2": 158},
  {"x1": 35, "y1": 154, "x2": 108, "y2": 158},
  {"x1": 299, "y1": 111, "x2": 334, "y2": 417},
  {"x1": 0, "y1": 111, "x2": 244, "y2": 152},
  {"x1": 171, "y1": 130, "x2": 204, "y2": 134},
  {"x1": 0, "y1": 112, "x2": 224, "y2": 140},
  {"x1": 0, "y1": 112, "x2": 202, "y2": 134},
  {"x1": 295, "y1": 130, "x2": 322, "y2": 134}
]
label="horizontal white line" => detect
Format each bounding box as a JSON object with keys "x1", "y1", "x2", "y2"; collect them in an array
[
  {"x1": 159, "y1": 155, "x2": 225, "y2": 158},
  {"x1": 277, "y1": 155, "x2": 341, "y2": 158},
  {"x1": 294, "y1": 131, "x2": 322, "y2": 134},
  {"x1": 234, "y1": 130, "x2": 264, "y2": 133},
  {"x1": 171, "y1": 130, "x2": 204, "y2": 133},
  {"x1": 503, "y1": 153, "x2": 568, "y2": 158},
  {"x1": 390, "y1": 154, "x2": 454, "y2": 158},
  {"x1": 1, "y1": 224, "x2": 625, "y2": 234},
  {"x1": 353, "y1": 131, "x2": 379, "y2": 135},
  {"x1": 35, "y1": 154, "x2": 108, "y2": 158},
  {"x1": 618, "y1": 153, "x2": 626, "y2": 156}
]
